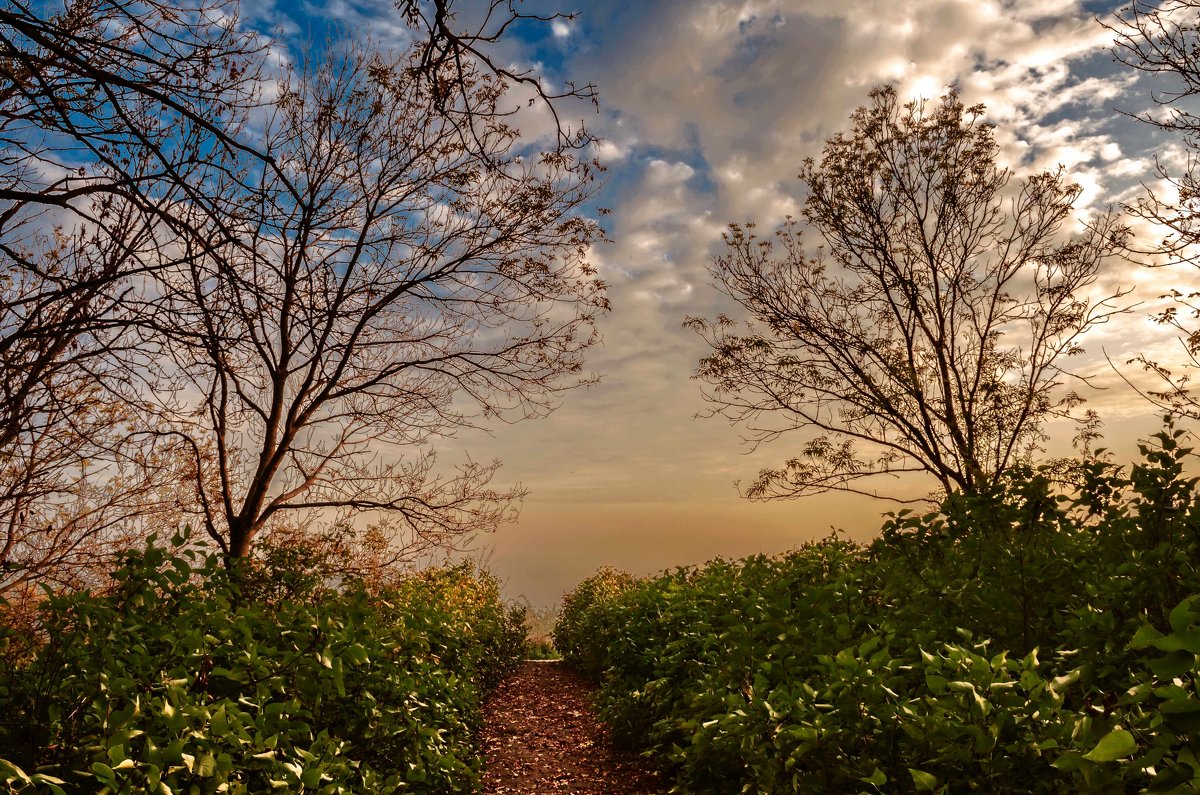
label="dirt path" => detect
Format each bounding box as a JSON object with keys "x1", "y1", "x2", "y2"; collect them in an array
[{"x1": 480, "y1": 661, "x2": 663, "y2": 794}]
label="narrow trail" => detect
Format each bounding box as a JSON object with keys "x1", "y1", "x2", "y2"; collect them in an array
[{"x1": 480, "y1": 661, "x2": 663, "y2": 794}]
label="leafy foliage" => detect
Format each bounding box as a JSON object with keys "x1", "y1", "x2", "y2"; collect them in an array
[
  {"x1": 553, "y1": 566, "x2": 641, "y2": 680},
  {"x1": 559, "y1": 426, "x2": 1200, "y2": 792},
  {"x1": 0, "y1": 531, "x2": 526, "y2": 793}
]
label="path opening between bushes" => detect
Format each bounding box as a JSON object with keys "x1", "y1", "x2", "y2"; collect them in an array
[{"x1": 480, "y1": 660, "x2": 662, "y2": 794}]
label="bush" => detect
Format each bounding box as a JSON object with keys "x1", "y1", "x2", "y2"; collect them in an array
[
  {"x1": 553, "y1": 566, "x2": 640, "y2": 679},
  {"x1": 556, "y1": 426, "x2": 1200, "y2": 793},
  {"x1": 0, "y1": 532, "x2": 525, "y2": 793},
  {"x1": 525, "y1": 637, "x2": 560, "y2": 660},
  {"x1": 383, "y1": 562, "x2": 528, "y2": 695}
]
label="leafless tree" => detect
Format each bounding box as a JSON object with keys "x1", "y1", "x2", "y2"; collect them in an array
[
  {"x1": 1104, "y1": 0, "x2": 1200, "y2": 417},
  {"x1": 689, "y1": 87, "x2": 1128, "y2": 502},
  {"x1": 1108, "y1": 0, "x2": 1200, "y2": 261},
  {"x1": 0, "y1": 0, "x2": 265, "y2": 444},
  {"x1": 398, "y1": 0, "x2": 598, "y2": 154},
  {"x1": 0, "y1": 0, "x2": 264, "y2": 590},
  {"x1": 0, "y1": 0, "x2": 267, "y2": 223},
  {"x1": 145, "y1": 44, "x2": 605, "y2": 561},
  {"x1": 0, "y1": 392, "x2": 193, "y2": 597},
  {"x1": 0, "y1": 210, "x2": 198, "y2": 595},
  {"x1": 0, "y1": 0, "x2": 602, "y2": 583}
]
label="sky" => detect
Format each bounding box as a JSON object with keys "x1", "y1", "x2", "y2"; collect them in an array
[{"x1": 248, "y1": 0, "x2": 1191, "y2": 605}]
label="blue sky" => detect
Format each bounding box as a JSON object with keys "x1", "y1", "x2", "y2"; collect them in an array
[{"x1": 247, "y1": 0, "x2": 1186, "y2": 604}]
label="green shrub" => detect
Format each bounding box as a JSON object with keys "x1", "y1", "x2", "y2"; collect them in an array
[
  {"x1": 525, "y1": 638, "x2": 560, "y2": 660},
  {"x1": 0, "y1": 532, "x2": 524, "y2": 793},
  {"x1": 870, "y1": 465, "x2": 1091, "y2": 655},
  {"x1": 553, "y1": 566, "x2": 640, "y2": 679},
  {"x1": 383, "y1": 562, "x2": 528, "y2": 695},
  {"x1": 557, "y1": 426, "x2": 1200, "y2": 793}
]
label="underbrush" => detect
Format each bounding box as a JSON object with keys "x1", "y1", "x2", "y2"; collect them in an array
[
  {"x1": 0, "y1": 534, "x2": 526, "y2": 793},
  {"x1": 558, "y1": 426, "x2": 1200, "y2": 793},
  {"x1": 523, "y1": 602, "x2": 562, "y2": 660},
  {"x1": 525, "y1": 638, "x2": 561, "y2": 660}
]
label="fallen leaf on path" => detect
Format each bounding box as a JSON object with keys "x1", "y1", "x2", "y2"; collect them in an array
[{"x1": 480, "y1": 661, "x2": 663, "y2": 794}]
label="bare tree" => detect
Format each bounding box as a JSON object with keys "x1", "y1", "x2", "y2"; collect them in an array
[
  {"x1": 397, "y1": 0, "x2": 598, "y2": 154},
  {"x1": 146, "y1": 44, "x2": 605, "y2": 561},
  {"x1": 689, "y1": 87, "x2": 1128, "y2": 502},
  {"x1": 1105, "y1": 0, "x2": 1200, "y2": 416},
  {"x1": 0, "y1": 213, "x2": 196, "y2": 595},
  {"x1": 0, "y1": 391, "x2": 192, "y2": 596},
  {"x1": 1108, "y1": 0, "x2": 1200, "y2": 261},
  {"x1": 0, "y1": 0, "x2": 265, "y2": 590},
  {"x1": 0, "y1": 0, "x2": 264, "y2": 444},
  {"x1": 0, "y1": 0, "x2": 603, "y2": 584}
]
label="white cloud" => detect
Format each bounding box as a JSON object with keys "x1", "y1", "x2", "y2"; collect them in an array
[{"x1": 551, "y1": 0, "x2": 1179, "y2": 508}]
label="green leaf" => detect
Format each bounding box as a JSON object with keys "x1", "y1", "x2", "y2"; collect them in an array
[
  {"x1": 1082, "y1": 729, "x2": 1136, "y2": 763},
  {"x1": 909, "y1": 768, "x2": 939, "y2": 790},
  {"x1": 1129, "y1": 622, "x2": 1164, "y2": 650},
  {"x1": 862, "y1": 767, "x2": 887, "y2": 787},
  {"x1": 333, "y1": 654, "x2": 346, "y2": 698},
  {"x1": 107, "y1": 742, "x2": 128, "y2": 765},
  {"x1": 1125, "y1": 682, "x2": 1154, "y2": 703},
  {"x1": 1052, "y1": 751, "x2": 1083, "y2": 772},
  {"x1": 29, "y1": 775, "x2": 67, "y2": 795},
  {"x1": 345, "y1": 643, "x2": 370, "y2": 665},
  {"x1": 1049, "y1": 667, "x2": 1082, "y2": 696},
  {"x1": 1150, "y1": 650, "x2": 1195, "y2": 680},
  {"x1": 91, "y1": 762, "x2": 117, "y2": 785},
  {"x1": 1159, "y1": 697, "x2": 1200, "y2": 715},
  {"x1": 1148, "y1": 762, "x2": 1195, "y2": 790},
  {"x1": 1169, "y1": 598, "x2": 1200, "y2": 635},
  {"x1": 1152, "y1": 629, "x2": 1200, "y2": 654},
  {"x1": 0, "y1": 758, "x2": 32, "y2": 783}
]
